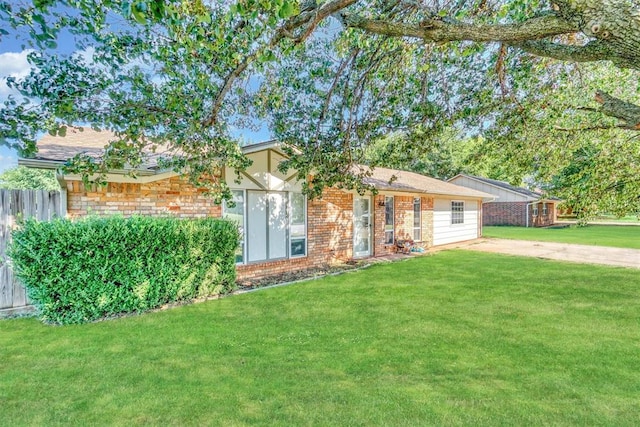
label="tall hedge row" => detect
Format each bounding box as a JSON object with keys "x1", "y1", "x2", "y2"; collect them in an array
[{"x1": 10, "y1": 216, "x2": 239, "y2": 324}]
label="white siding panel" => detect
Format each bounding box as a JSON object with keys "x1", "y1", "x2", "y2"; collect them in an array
[
  {"x1": 433, "y1": 198, "x2": 479, "y2": 246},
  {"x1": 449, "y1": 176, "x2": 531, "y2": 202},
  {"x1": 225, "y1": 150, "x2": 303, "y2": 192}
]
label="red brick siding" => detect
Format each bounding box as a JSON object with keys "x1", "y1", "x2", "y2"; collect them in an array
[
  {"x1": 483, "y1": 202, "x2": 527, "y2": 226},
  {"x1": 483, "y1": 201, "x2": 556, "y2": 227},
  {"x1": 394, "y1": 196, "x2": 414, "y2": 242},
  {"x1": 66, "y1": 178, "x2": 355, "y2": 281}
]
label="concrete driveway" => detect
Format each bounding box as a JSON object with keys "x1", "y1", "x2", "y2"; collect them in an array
[{"x1": 457, "y1": 238, "x2": 640, "y2": 269}]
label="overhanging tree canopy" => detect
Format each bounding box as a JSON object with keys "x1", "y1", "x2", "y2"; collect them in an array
[{"x1": 0, "y1": 0, "x2": 638, "y2": 211}]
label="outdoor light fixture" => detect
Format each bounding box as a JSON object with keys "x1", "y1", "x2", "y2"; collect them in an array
[{"x1": 378, "y1": 200, "x2": 386, "y2": 207}]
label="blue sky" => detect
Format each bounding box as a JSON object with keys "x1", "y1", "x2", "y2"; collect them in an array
[
  {"x1": 0, "y1": 13, "x2": 273, "y2": 174},
  {"x1": 0, "y1": 45, "x2": 28, "y2": 172}
]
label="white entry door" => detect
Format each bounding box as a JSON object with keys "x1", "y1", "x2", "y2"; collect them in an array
[{"x1": 353, "y1": 197, "x2": 372, "y2": 257}]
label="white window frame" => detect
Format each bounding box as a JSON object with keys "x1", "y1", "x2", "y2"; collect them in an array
[
  {"x1": 532, "y1": 204, "x2": 539, "y2": 216},
  {"x1": 222, "y1": 189, "x2": 246, "y2": 265},
  {"x1": 289, "y1": 192, "x2": 307, "y2": 258},
  {"x1": 384, "y1": 196, "x2": 394, "y2": 244},
  {"x1": 413, "y1": 197, "x2": 421, "y2": 241},
  {"x1": 542, "y1": 203, "x2": 548, "y2": 216},
  {"x1": 451, "y1": 201, "x2": 464, "y2": 225},
  {"x1": 225, "y1": 190, "x2": 307, "y2": 265}
]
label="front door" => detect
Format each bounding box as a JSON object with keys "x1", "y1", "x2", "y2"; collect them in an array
[{"x1": 353, "y1": 197, "x2": 372, "y2": 257}]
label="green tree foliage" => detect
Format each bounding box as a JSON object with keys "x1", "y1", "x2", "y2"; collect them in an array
[
  {"x1": 362, "y1": 128, "x2": 484, "y2": 180},
  {"x1": 0, "y1": 1, "x2": 639, "y2": 213},
  {"x1": 0, "y1": 166, "x2": 59, "y2": 190}
]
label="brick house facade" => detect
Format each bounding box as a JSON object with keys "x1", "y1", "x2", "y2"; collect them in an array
[
  {"x1": 23, "y1": 130, "x2": 493, "y2": 282},
  {"x1": 64, "y1": 178, "x2": 444, "y2": 281}
]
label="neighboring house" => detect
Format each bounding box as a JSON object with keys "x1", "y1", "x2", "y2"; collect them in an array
[
  {"x1": 448, "y1": 174, "x2": 559, "y2": 227},
  {"x1": 20, "y1": 129, "x2": 494, "y2": 281}
]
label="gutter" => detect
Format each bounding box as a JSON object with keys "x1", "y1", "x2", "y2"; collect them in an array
[
  {"x1": 18, "y1": 158, "x2": 65, "y2": 170},
  {"x1": 19, "y1": 158, "x2": 159, "y2": 177}
]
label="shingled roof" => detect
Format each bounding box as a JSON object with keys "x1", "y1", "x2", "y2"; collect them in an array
[
  {"x1": 360, "y1": 167, "x2": 494, "y2": 200},
  {"x1": 449, "y1": 174, "x2": 561, "y2": 202},
  {"x1": 30, "y1": 128, "x2": 171, "y2": 170},
  {"x1": 23, "y1": 129, "x2": 494, "y2": 199}
]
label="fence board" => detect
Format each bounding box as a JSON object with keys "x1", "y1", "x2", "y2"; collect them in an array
[
  {"x1": 0, "y1": 189, "x2": 63, "y2": 315},
  {"x1": 0, "y1": 266, "x2": 12, "y2": 309}
]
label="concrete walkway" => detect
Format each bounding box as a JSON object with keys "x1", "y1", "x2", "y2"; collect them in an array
[{"x1": 456, "y1": 238, "x2": 640, "y2": 269}]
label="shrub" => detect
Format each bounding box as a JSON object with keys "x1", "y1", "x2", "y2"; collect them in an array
[{"x1": 9, "y1": 216, "x2": 239, "y2": 324}]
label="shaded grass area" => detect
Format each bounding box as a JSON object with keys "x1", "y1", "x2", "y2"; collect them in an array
[
  {"x1": 2, "y1": 251, "x2": 640, "y2": 425},
  {"x1": 484, "y1": 225, "x2": 640, "y2": 249}
]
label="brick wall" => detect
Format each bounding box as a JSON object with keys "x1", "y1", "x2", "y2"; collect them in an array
[
  {"x1": 394, "y1": 196, "x2": 414, "y2": 242},
  {"x1": 66, "y1": 177, "x2": 221, "y2": 218},
  {"x1": 67, "y1": 178, "x2": 356, "y2": 281},
  {"x1": 483, "y1": 202, "x2": 527, "y2": 226},
  {"x1": 65, "y1": 176, "x2": 441, "y2": 281},
  {"x1": 483, "y1": 201, "x2": 556, "y2": 227},
  {"x1": 421, "y1": 196, "x2": 434, "y2": 247},
  {"x1": 373, "y1": 194, "x2": 434, "y2": 256}
]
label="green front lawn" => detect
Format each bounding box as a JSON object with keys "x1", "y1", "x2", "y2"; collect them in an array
[
  {"x1": 484, "y1": 225, "x2": 640, "y2": 249},
  {"x1": 2, "y1": 252, "x2": 640, "y2": 425}
]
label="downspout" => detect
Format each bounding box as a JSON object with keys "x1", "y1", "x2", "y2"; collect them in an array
[{"x1": 55, "y1": 171, "x2": 68, "y2": 219}]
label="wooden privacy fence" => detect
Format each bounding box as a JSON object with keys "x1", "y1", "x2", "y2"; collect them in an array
[{"x1": 1, "y1": 189, "x2": 64, "y2": 315}]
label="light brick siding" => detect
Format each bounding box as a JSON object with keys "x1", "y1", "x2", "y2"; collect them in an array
[
  {"x1": 483, "y1": 201, "x2": 555, "y2": 227},
  {"x1": 66, "y1": 177, "x2": 221, "y2": 218},
  {"x1": 66, "y1": 178, "x2": 354, "y2": 281},
  {"x1": 373, "y1": 195, "x2": 434, "y2": 256},
  {"x1": 65, "y1": 177, "x2": 442, "y2": 281}
]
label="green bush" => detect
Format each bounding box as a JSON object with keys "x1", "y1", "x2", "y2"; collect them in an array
[{"x1": 9, "y1": 216, "x2": 239, "y2": 324}]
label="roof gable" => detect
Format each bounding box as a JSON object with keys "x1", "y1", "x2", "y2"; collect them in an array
[{"x1": 449, "y1": 174, "x2": 544, "y2": 201}]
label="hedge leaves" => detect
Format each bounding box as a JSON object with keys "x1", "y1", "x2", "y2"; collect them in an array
[{"x1": 10, "y1": 216, "x2": 239, "y2": 324}]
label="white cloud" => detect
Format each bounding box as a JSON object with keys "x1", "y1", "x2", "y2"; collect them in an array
[
  {"x1": 0, "y1": 49, "x2": 34, "y2": 98},
  {"x1": 0, "y1": 50, "x2": 33, "y2": 77}
]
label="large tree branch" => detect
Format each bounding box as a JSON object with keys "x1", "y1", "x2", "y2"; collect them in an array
[
  {"x1": 594, "y1": 91, "x2": 640, "y2": 130},
  {"x1": 340, "y1": 13, "x2": 578, "y2": 43},
  {"x1": 513, "y1": 39, "x2": 612, "y2": 62}
]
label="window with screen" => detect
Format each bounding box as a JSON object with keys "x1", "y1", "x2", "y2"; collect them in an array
[{"x1": 290, "y1": 192, "x2": 306, "y2": 257}]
